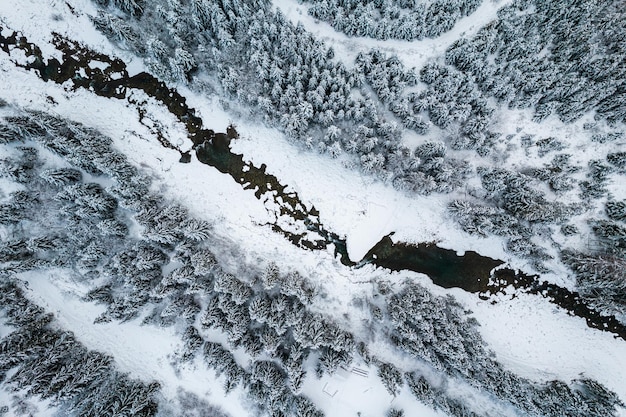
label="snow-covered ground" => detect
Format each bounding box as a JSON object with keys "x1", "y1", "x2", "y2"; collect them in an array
[
  {"x1": 444, "y1": 284, "x2": 626, "y2": 411},
  {"x1": 15, "y1": 268, "x2": 445, "y2": 417},
  {"x1": 273, "y1": 0, "x2": 513, "y2": 71},
  {"x1": 1, "y1": 0, "x2": 626, "y2": 416},
  {"x1": 18, "y1": 271, "x2": 252, "y2": 417}
]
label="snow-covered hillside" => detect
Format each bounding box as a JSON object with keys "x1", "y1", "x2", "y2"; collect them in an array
[{"x1": 1, "y1": 0, "x2": 625, "y2": 416}]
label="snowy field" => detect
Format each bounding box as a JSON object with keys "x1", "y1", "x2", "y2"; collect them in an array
[{"x1": 1, "y1": 0, "x2": 625, "y2": 416}]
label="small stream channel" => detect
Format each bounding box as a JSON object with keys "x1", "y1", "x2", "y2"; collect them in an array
[{"x1": 2, "y1": 28, "x2": 624, "y2": 340}]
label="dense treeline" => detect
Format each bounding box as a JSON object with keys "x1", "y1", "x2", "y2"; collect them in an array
[
  {"x1": 355, "y1": 46, "x2": 502, "y2": 156},
  {"x1": 90, "y1": 0, "x2": 480, "y2": 194},
  {"x1": 445, "y1": 0, "x2": 626, "y2": 125},
  {"x1": 306, "y1": 0, "x2": 482, "y2": 41},
  {"x1": 2, "y1": 109, "x2": 622, "y2": 415},
  {"x1": 0, "y1": 281, "x2": 160, "y2": 417}
]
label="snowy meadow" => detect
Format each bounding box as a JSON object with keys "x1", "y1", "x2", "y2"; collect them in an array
[{"x1": 0, "y1": 0, "x2": 625, "y2": 416}]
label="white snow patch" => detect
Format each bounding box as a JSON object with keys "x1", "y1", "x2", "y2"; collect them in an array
[
  {"x1": 301, "y1": 366, "x2": 445, "y2": 417},
  {"x1": 2, "y1": 2, "x2": 626, "y2": 415}
]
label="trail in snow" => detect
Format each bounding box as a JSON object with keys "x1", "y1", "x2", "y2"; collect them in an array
[
  {"x1": 273, "y1": 0, "x2": 512, "y2": 69},
  {"x1": 19, "y1": 271, "x2": 251, "y2": 417}
]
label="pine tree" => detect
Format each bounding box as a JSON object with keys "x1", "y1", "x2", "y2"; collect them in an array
[
  {"x1": 378, "y1": 361, "x2": 403, "y2": 396},
  {"x1": 39, "y1": 168, "x2": 82, "y2": 186},
  {"x1": 190, "y1": 249, "x2": 217, "y2": 276},
  {"x1": 97, "y1": 218, "x2": 128, "y2": 237},
  {"x1": 606, "y1": 201, "x2": 626, "y2": 222},
  {"x1": 113, "y1": 0, "x2": 144, "y2": 16},
  {"x1": 387, "y1": 408, "x2": 405, "y2": 417},
  {"x1": 607, "y1": 152, "x2": 626, "y2": 169},
  {"x1": 180, "y1": 218, "x2": 213, "y2": 241}
]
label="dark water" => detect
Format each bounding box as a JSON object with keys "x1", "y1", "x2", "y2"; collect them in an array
[
  {"x1": 196, "y1": 138, "x2": 354, "y2": 264},
  {"x1": 2, "y1": 28, "x2": 624, "y2": 340},
  {"x1": 0, "y1": 30, "x2": 206, "y2": 158},
  {"x1": 365, "y1": 238, "x2": 626, "y2": 338},
  {"x1": 361, "y1": 234, "x2": 503, "y2": 292},
  {"x1": 488, "y1": 268, "x2": 626, "y2": 339}
]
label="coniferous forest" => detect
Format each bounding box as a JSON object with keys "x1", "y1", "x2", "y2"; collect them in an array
[{"x1": 0, "y1": 0, "x2": 625, "y2": 416}]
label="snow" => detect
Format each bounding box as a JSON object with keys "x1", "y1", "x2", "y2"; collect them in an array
[
  {"x1": 1, "y1": 0, "x2": 626, "y2": 416},
  {"x1": 18, "y1": 270, "x2": 253, "y2": 417},
  {"x1": 301, "y1": 365, "x2": 446, "y2": 417},
  {"x1": 273, "y1": 0, "x2": 513, "y2": 70},
  {"x1": 429, "y1": 281, "x2": 626, "y2": 417}
]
